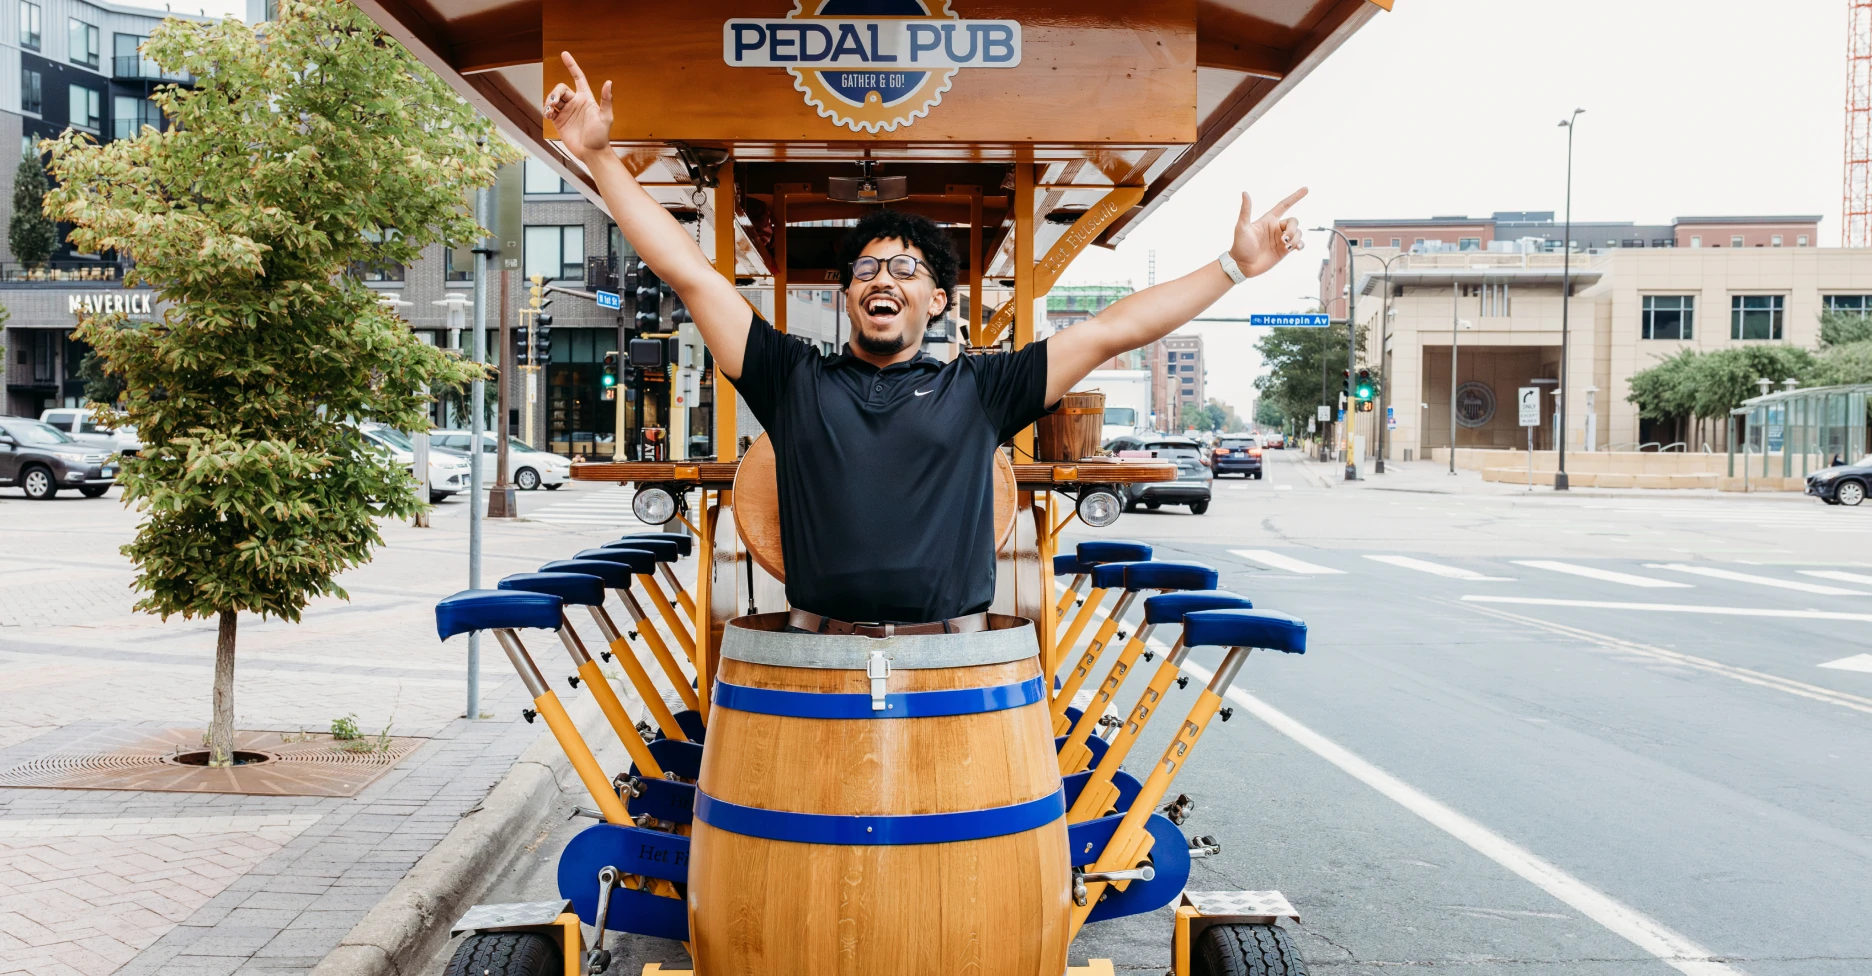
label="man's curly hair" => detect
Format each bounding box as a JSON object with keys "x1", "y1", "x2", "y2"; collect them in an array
[{"x1": 837, "y1": 209, "x2": 958, "y2": 316}]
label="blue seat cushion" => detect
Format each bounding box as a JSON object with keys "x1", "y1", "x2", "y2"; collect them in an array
[
  {"x1": 1183, "y1": 609, "x2": 1306, "y2": 654},
  {"x1": 1053, "y1": 554, "x2": 1097, "y2": 577},
  {"x1": 436, "y1": 589, "x2": 562, "y2": 640},
  {"x1": 1143, "y1": 590, "x2": 1252, "y2": 625},
  {"x1": 1090, "y1": 560, "x2": 1150, "y2": 590},
  {"x1": 540, "y1": 558, "x2": 634, "y2": 590},
  {"x1": 1125, "y1": 561, "x2": 1218, "y2": 593},
  {"x1": 499, "y1": 572, "x2": 605, "y2": 608},
  {"x1": 617, "y1": 532, "x2": 693, "y2": 558},
  {"x1": 603, "y1": 538, "x2": 678, "y2": 562},
  {"x1": 576, "y1": 547, "x2": 658, "y2": 574},
  {"x1": 1076, "y1": 540, "x2": 1152, "y2": 564}
]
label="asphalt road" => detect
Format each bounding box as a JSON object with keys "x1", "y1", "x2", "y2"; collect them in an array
[{"x1": 426, "y1": 451, "x2": 1872, "y2": 975}]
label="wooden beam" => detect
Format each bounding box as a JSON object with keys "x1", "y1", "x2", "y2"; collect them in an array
[
  {"x1": 1196, "y1": 36, "x2": 1287, "y2": 79},
  {"x1": 450, "y1": 3, "x2": 542, "y2": 74},
  {"x1": 715, "y1": 159, "x2": 739, "y2": 462}
]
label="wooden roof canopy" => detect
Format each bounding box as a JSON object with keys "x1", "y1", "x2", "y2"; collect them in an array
[{"x1": 348, "y1": 0, "x2": 1389, "y2": 283}]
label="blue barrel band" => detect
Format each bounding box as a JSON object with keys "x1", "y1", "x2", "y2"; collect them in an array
[
  {"x1": 711, "y1": 676, "x2": 1045, "y2": 719},
  {"x1": 693, "y1": 788, "x2": 1065, "y2": 846}
]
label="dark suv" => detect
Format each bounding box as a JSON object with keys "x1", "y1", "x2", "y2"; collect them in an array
[
  {"x1": 0, "y1": 416, "x2": 120, "y2": 499},
  {"x1": 1212, "y1": 435, "x2": 1263, "y2": 479},
  {"x1": 1105, "y1": 433, "x2": 1213, "y2": 514},
  {"x1": 1807, "y1": 455, "x2": 1872, "y2": 506}
]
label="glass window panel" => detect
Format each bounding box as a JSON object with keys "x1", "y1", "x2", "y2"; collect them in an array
[
  {"x1": 20, "y1": 2, "x2": 39, "y2": 50},
  {"x1": 523, "y1": 157, "x2": 567, "y2": 194},
  {"x1": 560, "y1": 226, "x2": 585, "y2": 279},
  {"x1": 20, "y1": 69, "x2": 40, "y2": 114},
  {"x1": 523, "y1": 226, "x2": 562, "y2": 281},
  {"x1": 1731, "y1": 295, "x2": 1785, "y2": 340}
]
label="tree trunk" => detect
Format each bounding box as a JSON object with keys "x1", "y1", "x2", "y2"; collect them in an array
[{"x1": 209, "y1": 610, "x2": 237, "y2": 766}]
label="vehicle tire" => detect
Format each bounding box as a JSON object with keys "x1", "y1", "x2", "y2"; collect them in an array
[
  {"x1": 1839, "y1": 479, "x2": 1867, "y2": 507},
  {"x1": 429, "y1": 490, "x2": 452, "y2": 504},
  {"x1": 1146, "y1": 501, "x2": 1161, "y2": 511},
  {"x1": 1191, "y1": 922, "x2": 1308, "y2": 976},
  {"x1": 21, "y1": 465, "x2": 57, "y2": 500},
  {"x1": 1824, "y1": 496, "x2": 1842, "y2": 505},
  {"x1": 544, "y1": 483, "x2": 562, "y2": 491},
  {"x1": 1190, "y1": 500, "x2": 1210, "y2": 515},
  {"x1": 442, "y1": 931, "x2": 562, "y2": 976},
  {"x1": 78, "y1": 485, "x2": 110, "y2": 498},
  {"x1": 515, "y1": 467, "x2": 541, "y2": 491}
]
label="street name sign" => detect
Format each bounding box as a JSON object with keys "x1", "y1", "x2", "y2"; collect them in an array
[
  {"x1": 596, "y1": 290, "x2": 622, "y2": 310},
  {"x1": 1250, "y1": 313, "x2": 1329, "y2": 328}
]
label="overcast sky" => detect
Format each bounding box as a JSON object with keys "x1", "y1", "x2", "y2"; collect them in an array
[{"x1": 132, "y1": 0, "x2": 1843, "y2": 416}]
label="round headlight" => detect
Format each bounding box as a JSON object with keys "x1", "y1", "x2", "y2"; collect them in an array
[
  {"x1": 632, "y1": 484, "x2": 677, "y2": 524},
  {"x1": 1076, "y1": 487, "x2": 1123, "y2": 528}
]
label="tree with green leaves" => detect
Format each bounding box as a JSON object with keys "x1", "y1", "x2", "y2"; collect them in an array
[
  {"x1": 1253, "y1": 397, "x2": 1286, "y2": 431},
  {"x1": 1252, "y1": 320, "x2": 1368, "y2": 430},
  {"x1": 9, "y1": 154, "x2": 56, "y2": 269},
  {"x1": 45, "y1": 0, "x2": 513, "y2": 765}
]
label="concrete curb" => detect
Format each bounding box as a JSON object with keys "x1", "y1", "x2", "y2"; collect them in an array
[{"x1": 309, "y1": 690, "x2": 631, "y2": 976}]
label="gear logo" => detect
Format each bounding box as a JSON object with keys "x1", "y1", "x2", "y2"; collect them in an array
[{"x1": 724, "y1": 1, "x2": 1022, "y2": 134}]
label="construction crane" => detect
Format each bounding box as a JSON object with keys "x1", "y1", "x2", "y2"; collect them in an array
[{"x1": 1848, "y1": 0, "x2": 1872, "y2": 245}]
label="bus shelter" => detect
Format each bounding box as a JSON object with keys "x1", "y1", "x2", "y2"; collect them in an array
[{"x1": 1728, "y1": 384, "x2": 1872, "y2": 480}]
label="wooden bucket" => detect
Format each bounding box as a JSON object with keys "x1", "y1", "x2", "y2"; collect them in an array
[
  {"x1": 1035, "y1": 390, "x2": 1105, "y2": 461},
  {"x1": 689, "y1": 613, "x2": 1071, "y2": 975}
]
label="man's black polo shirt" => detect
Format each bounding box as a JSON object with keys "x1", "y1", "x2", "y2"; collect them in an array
[{"x1": 733, "y1": 312, "x2": 1053, "y2": 624}]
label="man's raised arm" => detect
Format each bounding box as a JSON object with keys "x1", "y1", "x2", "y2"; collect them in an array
[
  {"x1": 545, "y1": 52, "x2": 755, "y2": 380},
  {"x1": 1043, "y1": 188, "x2": 1308, "y2": 405}
]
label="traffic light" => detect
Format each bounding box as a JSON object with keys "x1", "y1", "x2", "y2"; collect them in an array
[
  {"x1": 513, "y1": 325, "x2": 531, "y2": 367},
  {"x1": 634, "y1": 260, "x2": 662, "y2": 332},
  {"x1": 601, "y1": 352, "x2": 619, "y2": 388},
  {"x1": 1358, "y1": 399, "x2": 1375, "y2": 413},
  {"x1": 628, "y1": 337, "x2": 668, "y2": 368},
  {"x1": 1354, "y1": 368, "x2": 1374, "y2": 401},
  {"x1": 534, "y1": 320, "x2": 553, "y2": 367}
]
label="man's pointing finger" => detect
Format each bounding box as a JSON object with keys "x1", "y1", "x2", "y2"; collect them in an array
[
  {"x1": 1266, "y1": 186, "x2": 1309, "y2": 220},
  {"x1": 560, "y1": 51, "x2": 590, "y2": 93}
]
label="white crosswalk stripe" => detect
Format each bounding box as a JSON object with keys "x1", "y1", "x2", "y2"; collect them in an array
[
  {"x1": 1801, "y1": 569, "x2": 1872, "y2": 586},
  {"x1": 1819, "y1": 653, "x2": 1872, "y2": 673},
  {"x1": 529, "y1": 486, "x2": 644, "y2": 527},
  {"x1": 1364, "y1": 554, "x2": 1513, "y2": 581},
  {"x1": 1512, "y1": 560, "x2": 1691, "y2": 589},
  {"x1": 1228, "y1": 549, "x2": 1344, "y2": 575},
  {"x1": 1645, "y1": 563, "x2": 1870, "y2": 596}
]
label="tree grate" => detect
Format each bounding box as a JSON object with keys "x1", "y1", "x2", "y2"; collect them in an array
[{"x1": 0, "y1": 726, "x2": 426, "y2": 796}]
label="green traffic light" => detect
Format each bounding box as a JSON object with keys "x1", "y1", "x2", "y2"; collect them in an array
[{"x1": 602, "y1": 374, "x2": 617, "y2": 388}]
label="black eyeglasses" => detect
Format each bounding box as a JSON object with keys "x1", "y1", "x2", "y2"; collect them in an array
[{"x1": 851, "y1": 254, "x2": 930, "y2": 282}]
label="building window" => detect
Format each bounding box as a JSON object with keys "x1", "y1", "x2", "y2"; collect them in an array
[
  {"x1": 1458, "y1": 237, "x2": 1481, "y2": 251},
  {"x1": 1824, "y1": 294, "x2": 1872, "y2": 317},
  {"x1": 444, "y1": 247, "x2": 474, "y2": 282},
  {"x1": 1730, "y1": 235, "x2": 1744, "y2": 248},
  {"x1": 1361, "y1": 238, "x2": 1372, "y2": 247},
  {"x1": 113, "y1": 95, "x2": 159, "y2": 140},
  {"x1": 21, "y1": 134, "x2": 36, "y2": 159},
  {"x1": 1689, "y1": 236, "x2": 1702, "y2": 247},
  {"x1": 1181, "y1": 364, "x2": 1195, "y2": 373},
  {"x1": 20, "y1": 69, "x2": 41, "y2": 115},
  {"x1": 68, "y1": 84, "x2": 100, "y2": 131},
  {"x1": 114, "y1": 33, "x2": 158, "y2": 80},
  {"x1": 1730, "y1": 295, "x2": 1784, "y2": 340},
  {"x1": 1414, "y1": 237, "x2": 1425, "y2": 246},
  {"x1": 68, "y1": 18, "x2": 100, "y2": 68},
  {"x1": 19, "y1": 1, "x2": 39, "y2": 50},
  {"x1": 524, "y1": 224, "x2": 585, "y2": 281},
  {"x1": 523, "y1": 157, "x2": 573, "y2": 194},
  {"x1": 1641, "y1": 295, "x2": 1694, "y2": 340},
  {"x1": 1390, "y1": 237, "x2": 1401, "y2": 248},
  {"x1": 1798, "y1": 235, "x2": 1809, "y2": 247}
]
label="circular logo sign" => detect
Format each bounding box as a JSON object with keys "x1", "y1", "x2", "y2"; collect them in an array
[{"x1": 1455, "y1": 381, "x2": 1496, "y2": 428}]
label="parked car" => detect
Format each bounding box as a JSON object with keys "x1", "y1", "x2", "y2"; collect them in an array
[
  {"x1": 0, "y1": 416, "x2": 120, "y2": 499},
  {"x1": 1105, "y1": 433, "x2": 1212, "y2": 514},
  {"x1": 429, "y1": 429, "x2": 570, "y2": 491},
  {"x1": 39, "y1": 407, "x2": 142, "y2": 456},
  {"x1": 1213, "y1": 435, "x2": 1263, "y2": 479},
  {"x1": 1807, "y1": 455, "x2": 1872, "y2": 506},
  {"x1": 355, "y1": 423, "x2": 472, "y2": 503}
]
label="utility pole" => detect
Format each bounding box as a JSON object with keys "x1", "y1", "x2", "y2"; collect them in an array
[
  {"x1": 1313, "y1": 226, "x2": 1357, "y2": 481},
  {"x1": 1449, "y1": 284, "x2": 1459, "y2": 476},
  {"x1": 1556, "y1": 107, "x2": 1584, "y2": 491},
  {"x1": 466, "y1": 183, "x2": 490, "y2": 720}
]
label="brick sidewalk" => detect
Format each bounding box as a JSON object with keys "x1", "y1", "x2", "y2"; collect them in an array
[{"x1": 0, "y1": 486, "x2": 689, "y2": 976}]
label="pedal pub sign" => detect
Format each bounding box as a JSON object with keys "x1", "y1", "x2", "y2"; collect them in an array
[{"x1": 542, "y1": 0, "x2": 1197, "y2": 144}]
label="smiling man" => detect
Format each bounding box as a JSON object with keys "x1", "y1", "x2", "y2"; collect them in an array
[{"x1": 546, "y1": 52, "x2": 1304, "y2": 630}]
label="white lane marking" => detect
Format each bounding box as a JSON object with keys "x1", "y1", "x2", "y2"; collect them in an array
[
  {"x1": 1365, "y1": 554, "x2": 1513, "y2": 582},
  {"x1": 1462, "y1": 595, "x2": 1872, "y2": 623},
  {"x1": 1646, "y1": 563, "x2": 1869, "y2": 596},
  {"x1": 1229, "y1": 549, "x2": 1344, "y2": 575},
  {"x1": 1800, "y1": 570, "x2": 1872, "y2": 586},
  {"x1": 1179, "y1": 659, "x2": 1745, "y2": 976},
  {"x1": 1512, "y1": 561, "x2": 1691, "y2": 589},
  {"x1": 1463, "y1": 602, "x2": 1872, "y2": 716},
  {"x1": 1819, "y1": 653, "x2": 1872, "y2": 674}
]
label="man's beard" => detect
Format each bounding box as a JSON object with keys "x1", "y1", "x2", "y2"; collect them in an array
[{"x1": 854, "y1": 327, "x2": 911, "y2": 356}]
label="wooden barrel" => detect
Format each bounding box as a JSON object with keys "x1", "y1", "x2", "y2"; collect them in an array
[
  {"x1": 1035, "y1": 390, "x2": 1105, "y2": 461},
  {"x1": 689, "y1": 613, "x2": 1071, "y2": 975}
]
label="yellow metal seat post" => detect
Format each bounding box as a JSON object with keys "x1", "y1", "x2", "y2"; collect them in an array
[
  {"x1": 491, "y1": 628, "x2": 631, "y2": 825},
  {"x1": 585, "y1": 604, "x2": 688, "y2": 742},
  {"x1": 635, "y1": 573, "x2": 697, "y2": 662},
  {"x1": 612, "y1": 586, "x2": 700, "y2": 712},
  {"x1": 1054, "y1": 585, "x2": 1108, "y2": 664},
  {"x1": 1054, "y1": 573, "x2": 1086, "y2": 627},
  {"x1": 658, "y1": 562, "x2": 698, "y2": 624},
  {"x1": 1067, "y1": 636, "x2": 1185, "y2": 822},
  {"x1": 553, "y1": 611, "x2": 666, "y2": 779},
  {"x1": 1051, "y1": 589, "x2": 1141, "y2": 735},
  {"x1": 1056, "y1": 622, "x2": 1157, "y2": 777},
  {"x1": 1069, "y1": 645, "x2": 1251, "y2": 937}
]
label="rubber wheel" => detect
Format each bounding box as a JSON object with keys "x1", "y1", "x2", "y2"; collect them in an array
[
  {"x1": 79, "y1": 485, "x2": 109, "y2": 498},
  {"x1": 1839, "y1": 480, "x2": 1866, "y2": 507},
  {"x1": 1825, "y1": 496, "x2": 1842, "y2": 505},
  {"x1": 21, "y1": 466, "x2": 57, "y2": 500},
  {"x1": 1146, "y1": 501, "x2": 1161, "y2": 510},
  {"x1": 1190, "y1": 500, "x2": 1210, "y2": 515},
  {"x1": 544, "y1": 482, "x2": 562, "y2": 490},
  {"x1": 429, "y1": 490, "x2": 451, "y2": 504},
  {"x1": 515, "y1": 467, "x2": 540, "y2": 490},
  {"x1": 442, "y1": 931, "x2": 562, "y2": 976},
  {"x1": 1192, "y1": 922, "x2": 1308, "y2": 976}
]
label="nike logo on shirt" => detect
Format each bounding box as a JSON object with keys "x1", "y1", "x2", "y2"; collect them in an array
[{"x1": 914, "y1": 388, "x2": 934, "y2": 396}]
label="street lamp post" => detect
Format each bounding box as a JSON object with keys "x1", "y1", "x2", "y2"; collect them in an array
[
  {"x1": 1556, "y1": 107, "x2": 1584, "y2": 491},
  {"x1": 1359, "y1": 251, "x2": 1404, "y2": 473},
  {"x1": 1315, "y1": 226, "x2": 1357, "y2": 481}
]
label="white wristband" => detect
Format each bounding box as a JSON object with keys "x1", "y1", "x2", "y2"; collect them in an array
[{"x1": 1217, "y1": 251, "x2": 1247, "y2": 286}]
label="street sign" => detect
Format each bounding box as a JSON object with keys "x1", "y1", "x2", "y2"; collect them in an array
[
  {"x1": 596, "y1": 289, "x2": 621, "y2": 310},
  {"x1": 1307, "y1": 417, "x2": 1317, "y2": 433},
  {"x1": 1249, "y1": 313, "x2": 1329, "y2": 328},
  {"x1": 1317, "y1": 405, "x2": 1330, "y2": 422},
  {"x1": 1337, "y1": 409, "x2": 1345, "y2": 423},
  {"x1": 1386, "y1": 405, "x2": 1396, "y2": 430},
  {"x1": 1518, "y1": 387, "x2": 1540, "y2": 427}
]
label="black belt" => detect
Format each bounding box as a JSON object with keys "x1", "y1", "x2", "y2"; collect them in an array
[{"x1": 786, "y1": 609, "x2": 989, "y2": 638}]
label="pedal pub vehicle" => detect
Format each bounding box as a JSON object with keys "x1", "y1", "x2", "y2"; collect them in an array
[{"x1": 359, "y1": 0, "x2": 1395, "y2": 973}]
